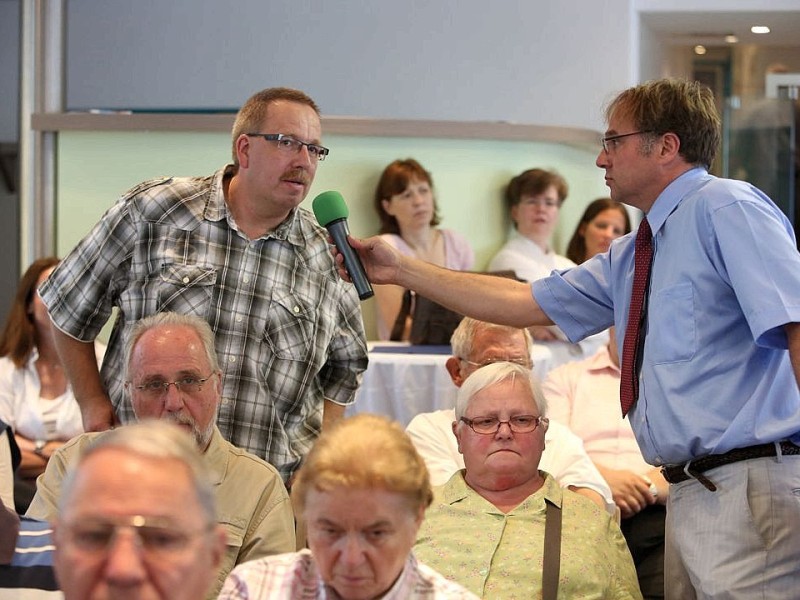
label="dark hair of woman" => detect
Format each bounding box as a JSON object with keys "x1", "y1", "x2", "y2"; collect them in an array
[
  {"x1": 0, "y1": 257, "x2": 61, "y2": 368},
  {"x1": 565, "y1": 198, "x2": 631, "y2": 264},
  {"x1": 373, "y1": 158, "x2": 441, "y2": 235}
]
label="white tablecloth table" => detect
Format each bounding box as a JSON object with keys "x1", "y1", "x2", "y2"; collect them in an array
[{"x1": 348, "y1": 342, "x2": 554, "y2": 426}]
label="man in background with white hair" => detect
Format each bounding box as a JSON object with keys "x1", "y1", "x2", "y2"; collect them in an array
[
  {"x1": 52, "y1": 420, "x2": 227, "y2": 600},
  {"x1": 28, "y1": 312, "x2": 296, "y2": 598}
]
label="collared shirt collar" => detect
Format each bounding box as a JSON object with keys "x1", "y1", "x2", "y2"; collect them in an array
[
  {"x1": 646, "y1": 166, "x2": 710, "y2": 235},
  {"x1": 442, "y1": 469, "x2": 563, "y2": 511},
  {"x1": 586, "y1": 345, "x2": 620, "y2": 376},
  {"x1": 206, "y1": 164, "x2": 307, "y2": 246},
  {"x1": 201, "y1": 425, "x2": 228, "y2": 487}
]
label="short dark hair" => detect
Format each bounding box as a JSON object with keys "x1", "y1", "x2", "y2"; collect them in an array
[
  {"x1": 373, "y1": 158, "x2": 441, "y2": 235},
  {"x1": 605, "y1": 78, "x2": 720, "y2": 170},
  {"x1": 504, "y1": 168, "x2": 568, "y2": 213},
  {"x1": 231, "y1": 87, "x2": 320, "y2": 165},
  {"x1": 0, "y1": 257, "x2": 61, "y2": 368}
]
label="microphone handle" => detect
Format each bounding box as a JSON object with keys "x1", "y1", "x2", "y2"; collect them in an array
[{"x1": 327, "y1": 219, "x2": 374, "y2": 300}]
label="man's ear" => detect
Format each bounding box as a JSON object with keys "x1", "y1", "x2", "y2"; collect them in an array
[
  {"x1": 452, "y1": 420, "x2": 464, "y2": 455},
  {"x1": 234, "y1": 134, "x2": 251, "y2": 169},
  {"x1": 445, "y1": 357, "x2": 464, "y2": 387},
  {"x1": 660, "y1": 132, "x2": 681, "y2": 161}
]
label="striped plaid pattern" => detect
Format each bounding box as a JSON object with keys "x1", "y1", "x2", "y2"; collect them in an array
[{"x1": 40, "y1": 166, "x2": 367, "y2": 481}]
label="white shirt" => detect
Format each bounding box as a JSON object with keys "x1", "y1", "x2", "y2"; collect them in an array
[
  {"x1": 405, "y1": 408, "x2": 614, "y2": 510},
  {"x1": 0, "y1": 343, "x2": 105, "y2": 441},
  {"x1": 543, "y1": 345, "x2": 654, "y2": 475},
  {"x1": 0, "y1": 425, "x2": 14, "y2": 508},
  {"x1": 488, "y1": 231, "x2": 575, "y2": 282},
  {"x1": 488, "y1": 232, "x2": 607, "y2": 360}
]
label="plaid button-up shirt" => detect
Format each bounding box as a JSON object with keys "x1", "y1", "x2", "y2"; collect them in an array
[{"x1": 40, "y1": 165, "x2": 368, "y2": 481}]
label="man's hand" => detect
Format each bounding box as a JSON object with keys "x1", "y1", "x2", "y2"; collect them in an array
[
  {"x1": 598, "y1": 466, "x2": 657, "y2": 519},
  {"x1": 81, "y1": 395, "x2": 119, "y2": 432},
  {"x1": 645, "y1": 466, "x2": 669, "y2": 505},
  {"x1": 333, "y1": 235, "x2": 401, "y2": 286}
]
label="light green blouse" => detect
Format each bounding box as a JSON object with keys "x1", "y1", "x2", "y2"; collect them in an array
[{"x1": 415, "y1": 471, "x2": 642, "y2": 599}]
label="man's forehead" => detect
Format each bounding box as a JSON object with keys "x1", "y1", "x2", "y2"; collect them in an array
[
  {"x1": 476, "y1": 377, "x2": 535, "y2": 400},
  {"x1": 606, "y1": 107, "x2": 636, "y2": 134},
  {"x1": 131, "y1": 327, "x2": 209, "y2": 371},
  {"x1": 67, "y1": 450, "x2": 194, "y2": 505},
  {"x1": 471, "y1": 330, "x2": 527, "y2": 359},
  {"x1": 262, "y1": 101, "x2": 321, "y2": 136}
]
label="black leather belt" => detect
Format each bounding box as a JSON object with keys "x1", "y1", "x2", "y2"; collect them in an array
[{"x1": 661, "y1": 441, "x2": 800, "y2": 491}]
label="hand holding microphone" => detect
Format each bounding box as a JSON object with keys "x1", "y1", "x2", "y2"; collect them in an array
[{"x1": 312, "y1": 191, "x2": 374, "y2": 300}]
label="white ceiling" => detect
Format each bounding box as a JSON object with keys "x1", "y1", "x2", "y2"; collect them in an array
[{"x1": 642, "y1": 11, "x2": 800, "y2": 47}]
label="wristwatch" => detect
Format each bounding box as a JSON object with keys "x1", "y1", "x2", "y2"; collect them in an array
[{"x1": 34, "y1": 439, "x2": 46, "y2": 457}]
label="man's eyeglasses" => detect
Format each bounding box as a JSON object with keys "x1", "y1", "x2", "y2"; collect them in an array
[
  {"x1": 61, "y1": 515, "x2": 214, "y2": 561},
  {"x1": 460, "y1": 415, "x2": 549, "y2": 435},
  {"x1": 246, "y1": 133, "x2": 330, "y2": 161},
  {"x1": 600, "y1": 130, "x2": 653, "y2": 153},
  {"x1": 128, "y1": 374, "x2": 215, "y2": 398},
  {"x1": 460, "y1": 357, "x2": 533, "y2": 370}
]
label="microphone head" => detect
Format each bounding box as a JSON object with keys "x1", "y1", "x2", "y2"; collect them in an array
[{"x1": 312, "y1": 191, "x2": 349, "y2": 227}]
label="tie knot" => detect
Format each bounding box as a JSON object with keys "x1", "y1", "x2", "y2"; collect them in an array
[{"x1": 635, "y1": 217, "x2": 652, "y2": 250}]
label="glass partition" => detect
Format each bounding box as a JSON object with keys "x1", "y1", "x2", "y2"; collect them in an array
[{"x1": 724, "y1": 94, "x2": 798, "y2": 243}]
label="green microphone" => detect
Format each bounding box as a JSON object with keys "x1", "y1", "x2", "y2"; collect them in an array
[{"x1": 312, "y1": 191, "x2": 374, "y2": 300}]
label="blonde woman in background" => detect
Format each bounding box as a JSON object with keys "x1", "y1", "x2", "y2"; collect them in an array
[{"x1": 219, "y1": 413, "x2": 477, "y2": 599}]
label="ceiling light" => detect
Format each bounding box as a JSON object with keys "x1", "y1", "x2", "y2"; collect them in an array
[
  {"x1": 694, "y1": 45, "x2": 707, "y2": 55},
  {"x1": 751, "y1": 25, "x2": 771, "y2": 34},
  {"x1": 724, "y1": 34, "x2": 738, "y2": 44}
]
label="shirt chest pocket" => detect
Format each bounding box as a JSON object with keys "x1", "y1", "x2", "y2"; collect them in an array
[
  {"x1": 154, "y1": 264, "x2": 218, "y2": 319},
  {"x1": 216, "y1": 518, "x2": 247, "y2": 589},
  {"x1": 262, "y1": 289, "x2": 318, "y2": 362},
  {"x1": 648, "y1": 282, "x2": 697, "y2": 364}
]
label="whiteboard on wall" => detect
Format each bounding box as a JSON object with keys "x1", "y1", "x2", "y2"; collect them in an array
[{"x1": 65, "y1": 0, "x2": 631, "y2": 131}]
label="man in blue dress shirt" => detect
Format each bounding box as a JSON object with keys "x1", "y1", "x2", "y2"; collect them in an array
[{"x1": 344, "y1": 78, "x2": 800, "y2": 599}]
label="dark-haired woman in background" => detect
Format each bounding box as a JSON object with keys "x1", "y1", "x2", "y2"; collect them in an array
[
  {"x1": 0, "y1": 258, "x2": 103, "y2": 511},
  {"x1": 566, "y1": 197, "x2": 631, "y2": 264},
  {"x1": 373, "y1": 159, "x2": 474, "y2": 341}
]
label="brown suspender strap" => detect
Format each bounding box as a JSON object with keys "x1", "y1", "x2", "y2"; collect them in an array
[{"x1": 542, "y1": 499, "x2": 562, "y2": 600}]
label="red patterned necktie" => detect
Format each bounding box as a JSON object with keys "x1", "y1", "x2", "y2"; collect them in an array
[{"x1": 620, "y1": 217, "x2": 653, "y2": 416}]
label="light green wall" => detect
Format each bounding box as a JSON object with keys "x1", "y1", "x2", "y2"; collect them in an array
[{"x1": 57, "y1": 131, "x2": 608, "y2": 339}]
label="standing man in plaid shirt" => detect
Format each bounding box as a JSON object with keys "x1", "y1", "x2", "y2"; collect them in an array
[{"x1": 39, "y1": 87, "x2": 368, "y2": 482}]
